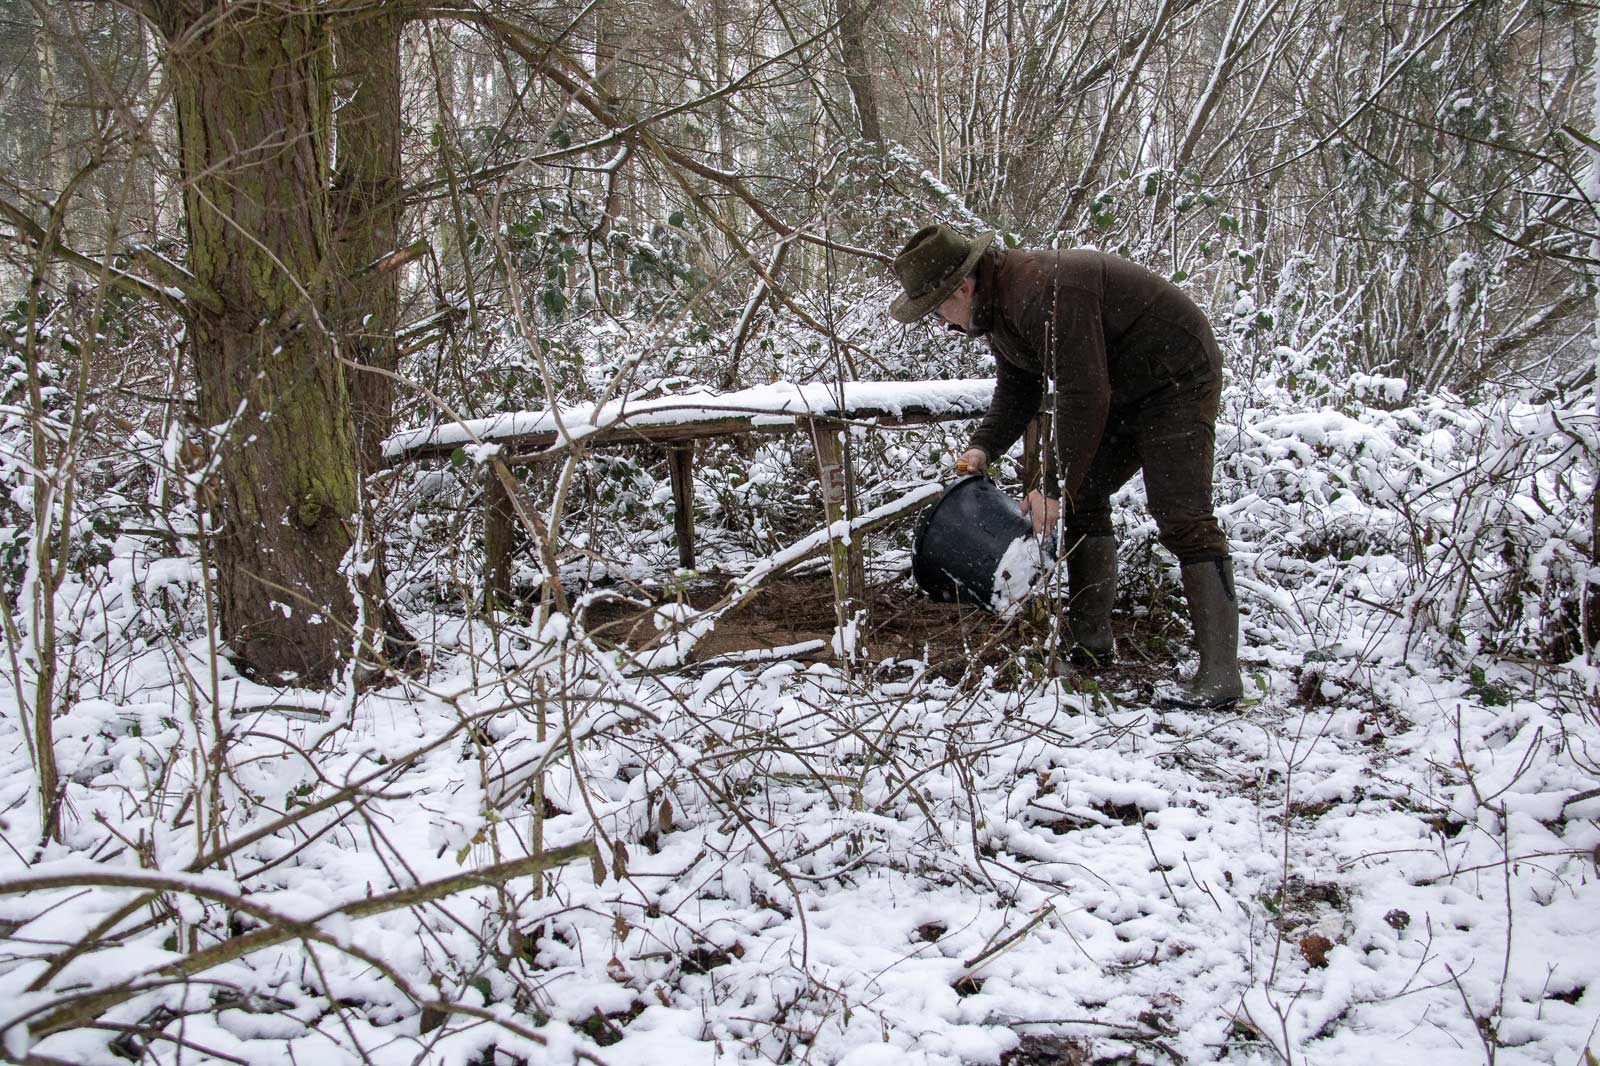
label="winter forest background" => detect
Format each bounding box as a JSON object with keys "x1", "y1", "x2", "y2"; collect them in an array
[{"x1": 1, "y1": 0, "x2": 1599, "y2": 1063}]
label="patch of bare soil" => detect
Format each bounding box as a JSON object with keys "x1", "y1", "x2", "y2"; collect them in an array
[
  {"x1": 1000, "y1": 1034, "x2": 1094, "y2": 1065},
  {"x1": 579, "y1": 570, "x2": 1002, "y2": 668},
  {"x1": 576, "y1": 570, "x2": 1192, "y2": 693}
]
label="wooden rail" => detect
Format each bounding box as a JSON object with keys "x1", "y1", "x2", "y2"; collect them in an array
[{"x1": 382, "y1": 380, "x2": 1001, "y2": 463}]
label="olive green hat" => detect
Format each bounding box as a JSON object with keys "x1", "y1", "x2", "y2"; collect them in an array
[{"x1": 888, "y1": 224, "x2": 996, "y2": 323}]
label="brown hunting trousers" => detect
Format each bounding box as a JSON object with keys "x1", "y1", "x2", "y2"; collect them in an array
[{"x1": 1060, "y1": 373, "x2": 1228, "y2": 564}]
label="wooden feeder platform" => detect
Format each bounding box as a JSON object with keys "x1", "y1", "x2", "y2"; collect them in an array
[{"x1": 384, "y1": 379, "x2": 1049, "y2": 657}]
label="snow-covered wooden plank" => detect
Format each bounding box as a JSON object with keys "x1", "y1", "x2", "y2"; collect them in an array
[{"x1": 383, "y1": 378, "x2": 997, "y2": 462}]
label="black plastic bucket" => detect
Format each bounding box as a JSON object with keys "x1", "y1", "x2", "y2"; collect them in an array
[{"x1": 912, "y1": 475, "x2": 1053, "y2": 612}]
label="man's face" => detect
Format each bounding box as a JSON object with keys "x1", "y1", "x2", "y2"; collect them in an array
[{"x1": 932, "y1": 276, "x2": 976, "y2": 334}]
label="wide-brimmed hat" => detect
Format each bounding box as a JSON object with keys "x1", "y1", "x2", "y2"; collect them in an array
[{"x1": 889, "y1": 224, "x2": 995, "y2": 323}]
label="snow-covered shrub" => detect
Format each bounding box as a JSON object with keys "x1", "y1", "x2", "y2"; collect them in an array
[
  {"x1": 0, "y1": 296, "x2": 191, "y2": 628},
  {"x1": 1221, "y1": 342, "x2": 1597, "y2": 664},
  {"x1": 497, "y1": 194, "x2": 705, "y2": 323}
]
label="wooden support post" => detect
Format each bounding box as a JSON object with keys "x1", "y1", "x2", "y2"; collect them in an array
[
  {"x1": 668, "y1": 442, "x2": 696, "y2": 571},
  {"x1": 1021, "y1": 410, "x2": 1051, "y2": 495},
  {"x1": 484, "y1": 467, "x2": 516, "y2": 608},
  {"x1": 811, "y1": 420, "x2": 867, "y2": 650}
]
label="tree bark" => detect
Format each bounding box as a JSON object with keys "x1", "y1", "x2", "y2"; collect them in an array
[
  {"x1": 837, "y1": 0, "x2": 882, "y2": 145},
  {"x1": 333, "y1": 1, "x2": 414, "y2": 662},
  {"x1": 162, "y1": 0, "x2": 362, "y2": 683},
  {"x1": 332, "y1": 2, "x2": 404, "y2": 477}
]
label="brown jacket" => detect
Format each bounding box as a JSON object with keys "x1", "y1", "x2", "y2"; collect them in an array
[{"x1": 966, "y1": 249, "x2": 1222, "y2": 500}]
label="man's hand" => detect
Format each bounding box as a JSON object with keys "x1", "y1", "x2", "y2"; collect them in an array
[
  {"x1": 954, "y1": 448, "x2": 988, "y2": 475},
  {"x1": 1020, "y1": 490, "x2": 1060, "y2": 535}
]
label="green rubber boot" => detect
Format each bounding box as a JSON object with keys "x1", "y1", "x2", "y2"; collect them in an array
[
  {"x1": 1066, "y1": 535, "x2": 1117, "y2": 666},
  {"x1": 1158, "y1": 557, "x2": 1244, "y2": 708}
]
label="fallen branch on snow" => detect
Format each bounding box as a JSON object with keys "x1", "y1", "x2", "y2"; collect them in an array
[{"x1": 4, "y1": 840, "x2": 598, "y2": 1043}]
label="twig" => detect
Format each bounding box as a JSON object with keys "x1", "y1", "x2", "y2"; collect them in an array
[{"x1": 7, "y1": 840, "x2": 597, "y2": 1040}]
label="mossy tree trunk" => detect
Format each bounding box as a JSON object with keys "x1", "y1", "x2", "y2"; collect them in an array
[
  {"x1": 332, "y1": 3, "x2": 414, "y2": 657},
  {"x1": 332, "y1": 3, "x2": 403, "y2": 475},
  {"x1": 158, "y1": 0, "x2": 361, "y2": 683}
]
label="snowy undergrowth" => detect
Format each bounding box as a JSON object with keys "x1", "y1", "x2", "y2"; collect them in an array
[{"x1": 1, "y1": 366, "x2": 1598, "y2": 1065}]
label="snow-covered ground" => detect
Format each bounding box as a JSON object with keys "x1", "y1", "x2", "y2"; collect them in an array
[{"x1": 1, "y1": 370, "x2": 1598, "y2": 1065}]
